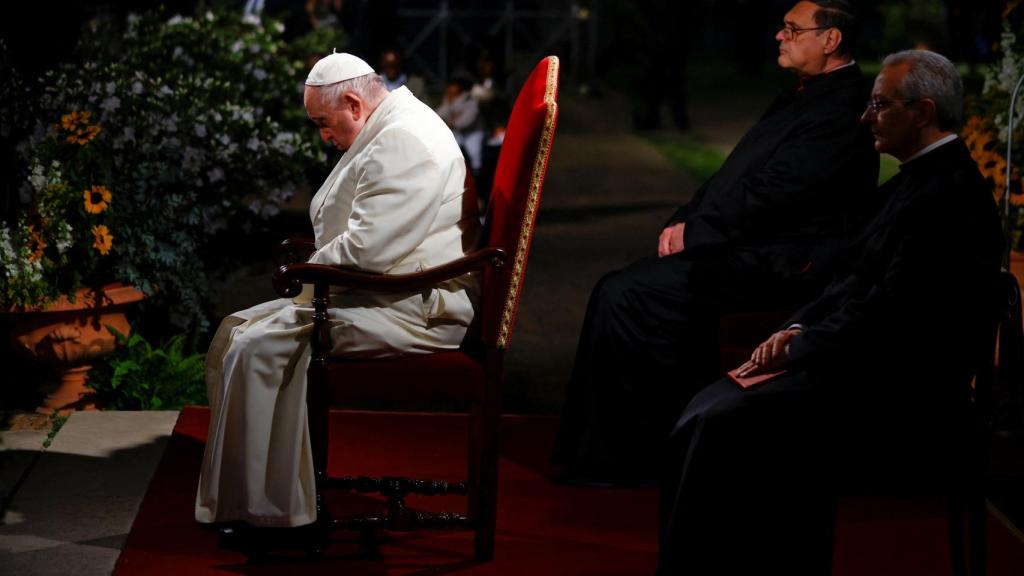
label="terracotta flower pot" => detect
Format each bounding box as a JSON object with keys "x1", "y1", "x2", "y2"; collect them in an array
[{"x1": 1, "y1": 283, "x2": 146, "y2": 413}]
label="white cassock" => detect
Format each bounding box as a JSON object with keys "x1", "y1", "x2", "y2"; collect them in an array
[{"x1": 196, "y1": 86, "x2": 479, "y2": 527}]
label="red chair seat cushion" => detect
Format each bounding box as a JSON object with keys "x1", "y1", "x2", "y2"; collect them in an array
[{"x1": 326, "y1": 351, "x2": 485, "y2": 403}]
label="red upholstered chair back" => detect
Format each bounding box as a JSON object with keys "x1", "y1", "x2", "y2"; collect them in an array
[{"x1": 480, "y1": 56, "x2": 559, "y2": 350}]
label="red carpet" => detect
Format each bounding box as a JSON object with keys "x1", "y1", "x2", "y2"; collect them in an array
[
  {"x1": 114, "y1": 408, "x2": 1024, "y2": 575},
  {"x1": 113, "y1": 408, "x2": 659, "y2": 575},
  {"x1": 832, "y1": 496, "x2": 1024, "y2": 576}
]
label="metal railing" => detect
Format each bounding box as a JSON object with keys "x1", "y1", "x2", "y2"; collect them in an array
[
  {"x1": 395, "y1": 1, "x2": 594, "y2": 95},
  {"x1": 1004, "y1": 70, "x2": 1024, "y2": 269}
]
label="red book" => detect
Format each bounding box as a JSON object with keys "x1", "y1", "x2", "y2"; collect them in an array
[{"x1": 727, "y1": 367, "x2": 787, "y2": 389}]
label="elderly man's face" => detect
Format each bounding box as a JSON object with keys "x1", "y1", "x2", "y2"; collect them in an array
[
  {"x1": 862, "y1": 63, "x2": 926, "y2": 161},
  {"x1": 304, "y1": 87, "x2": 363, "y2": 152},
  {"x1": 776, "y1": 1, "x2": 832, "y2": 76}
]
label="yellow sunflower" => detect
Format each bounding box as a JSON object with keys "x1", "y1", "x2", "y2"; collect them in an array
[
  {"x1": 27, "y1": 224, "x2": 47, "y2": 262},
  {"x1": 91, "y1": 224, "x2": 113, "y2": 255},
  {"x1": 61, "y1": 111, "x2": 89, "y2": 131},
  {"x1": 82, "y1": 124, "x2": 101, "y2": 143},
  {"x1": 60, "y1": 111, "x2": 102, "y2": 145},
  {"x1": 962, "y1": 115, "x2": 1019, "y2": 202},
  {"x1": 83, "y1": 185, "x2": 112, "y2": 214},
  {"x1": 1005, "y1": 0, "x2": 1022, "y2": 18}
]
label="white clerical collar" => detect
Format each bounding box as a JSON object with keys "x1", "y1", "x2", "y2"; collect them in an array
[
  {"x1": 902, "y1": 133, "x2": 958, "y2": 164},
  {"x1": 824, "y1": 59, "x2": 856, "y2": 74}
]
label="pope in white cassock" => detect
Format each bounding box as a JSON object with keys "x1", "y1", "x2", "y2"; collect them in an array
[{"x1": 195, "y1": 53, "x2": 480, "y2": 527}]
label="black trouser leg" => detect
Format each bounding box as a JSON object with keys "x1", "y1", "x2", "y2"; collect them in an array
[
  {"x1": 657, "y1": 374, "x2": 836, "y2": 575},
  {"x1": 552, "y1": 256, "x2": 726, "y2": 482}
]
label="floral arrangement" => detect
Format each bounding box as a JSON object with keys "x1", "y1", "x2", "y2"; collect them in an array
[
  {"x1": 1, "y1": 9, "x2": 346, "y2": 328},
  {"x1": 963, "y1": 3, "x2": 1024, "y2": 249},
  {"x1": 0, "y1": 110, "x2": 116, "y2": 307}
]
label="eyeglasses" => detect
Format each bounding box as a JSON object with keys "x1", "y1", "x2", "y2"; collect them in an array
[
  {"x1": 864, "y1": 98, "x2": 920, "y2": 114},
  {"x1": 777, "y1": 23, "x2": 831, "y2": 40}
]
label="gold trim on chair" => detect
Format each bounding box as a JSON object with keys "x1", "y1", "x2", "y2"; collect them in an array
[{"x1": 497, "y1": 56, "x2": 559, "y2": 350}]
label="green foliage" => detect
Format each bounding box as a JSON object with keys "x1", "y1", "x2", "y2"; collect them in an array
[
  {"x1": 286, "y1": 25, "x2": 350, "y2": 74},
  {"x1": 2, "y1": 8, "x2": 348, "y2": 330},
  {"x1": 646, "y1": 134, "x2": 728, "y2": 183},
  {"x1": 88, "y1": 327, "x2": 207, "y2": 410},
  {"x1": 878, "y1": 154, "x2": 901, "y2": 186},
  {"x1": 0, "y1": 106, "x2": 117, "y2": 309},
  {"x1": 649, "y1": 133, "x2": 901, "y2": 199},
  {"x1": 42, "y1": 413, "x2": 68, "y2": 449},
  {"x1": 873, "y1": 0, "x2": 948, "y2": 54}
]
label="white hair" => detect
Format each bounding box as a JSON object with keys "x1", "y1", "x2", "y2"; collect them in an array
[
  {"x1": 882, "y1": 50, "x2": 964, "y2": 131},
  {"x1": 310, "y1": 73, "x2": 388, "y2": 109}
]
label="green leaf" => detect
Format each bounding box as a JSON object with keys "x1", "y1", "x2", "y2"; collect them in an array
[{"x1": 88, "y1": 329, "x2": 207, "y2": 410}]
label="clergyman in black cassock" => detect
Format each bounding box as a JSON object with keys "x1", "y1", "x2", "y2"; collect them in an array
[
  {"x1": 657, "y1": 50, "x2": 1004, "y2": 575},
  {"x1": 553, "y1": 0, "x2": 879, "y2": 484}
]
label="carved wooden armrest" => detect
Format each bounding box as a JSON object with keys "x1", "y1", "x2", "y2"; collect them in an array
[
  {"x1": 274, "y1": 237, "x2": 317, "y2": 266},
  {"x1": 272, "y1": 247, "x2": 507, "y2": 299}
]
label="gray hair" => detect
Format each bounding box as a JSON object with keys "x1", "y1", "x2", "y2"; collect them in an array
[
  {"x1": 809, "y1": 0, "x2": 859, "y2": 58},
  {"x1": 882, "y1": 49, "x2": 963, "y2": 131},
  {"x1": 311, "y1": 73, "x2": 388, "y2": 109}
]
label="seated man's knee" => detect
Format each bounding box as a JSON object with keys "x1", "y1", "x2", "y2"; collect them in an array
[
  {"x1": 592, "y1": 266, "x2": 650, "y2": 314},
  {"x1": 225, "y1": 325, "x2": 264, "y2": 361},
  {"x1": 671, "y1": 378, "x2": 747, "y2": 438}
]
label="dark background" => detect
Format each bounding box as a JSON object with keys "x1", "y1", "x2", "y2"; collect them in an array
[
  {"x1": 1, "y1": 0, "x2": 1013, "y2": 213},
  {"x1": 0, "y1": 0, "x2": 1011, "y2": 122}
]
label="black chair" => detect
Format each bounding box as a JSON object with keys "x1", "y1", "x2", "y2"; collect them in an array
[
  {"x1": 836, "y1": 270, "x2": 1020, "y2": 576},
  {"x1": 948, "y1": 269, "x2": 1022, "y2": 576}
]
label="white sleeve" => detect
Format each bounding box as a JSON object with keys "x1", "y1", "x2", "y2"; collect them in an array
[{"x1": 308, "y1": 130, "x2": 443, "y2": 273}]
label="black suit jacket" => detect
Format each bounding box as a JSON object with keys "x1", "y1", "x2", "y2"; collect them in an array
[
  {"x1": 670, "y1": 64, "x2": 879, "y2": 283},
  {"x1": 786, "y1": 139, "x2": 1003, "y2": 399}
]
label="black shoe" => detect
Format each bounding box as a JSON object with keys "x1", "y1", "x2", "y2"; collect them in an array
[
  {"x1": 215, "y1": 521, "x2": 324, "y2": 558},
  {"x1": 550, "y1": 467, "x2": 657, "y2": 488},
  {"x1": 216, "y1": 523, "x2": 245, "y2": 550}
]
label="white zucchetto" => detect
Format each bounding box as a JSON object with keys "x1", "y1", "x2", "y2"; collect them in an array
[{"x1": 305, "y1": 52, "x2": 375, "y2": 86}]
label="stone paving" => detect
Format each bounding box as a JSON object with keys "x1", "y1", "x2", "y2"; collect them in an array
[{"x1": 0, "y1": 412, "x2": 179, "y2": 576}]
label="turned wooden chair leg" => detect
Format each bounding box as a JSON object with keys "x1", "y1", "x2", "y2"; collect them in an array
[
  {"x1": 967, "y1": 489, "x2": 987, "y2": 576},
  {"x1": 474, "y1": 352, "x2": 503, "y2": 561},
  {"x1": 948, "y1": 493, "x2": 967, "y2": 576}
]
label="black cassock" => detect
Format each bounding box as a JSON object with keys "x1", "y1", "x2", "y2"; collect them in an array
[
  {"x1": 553, "y1": 64, "x2": 880, "y2": 483},
  {"x1": 657, "y1": 139, "x2": 1004, "y2": 574}
]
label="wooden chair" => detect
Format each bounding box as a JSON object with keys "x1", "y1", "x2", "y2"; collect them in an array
[{"x1": 272, "y1": 56, "x2": 560, "y2": 561}]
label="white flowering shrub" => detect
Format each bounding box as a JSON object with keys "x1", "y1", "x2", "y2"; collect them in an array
[
  {"x1": 963, "y1": 15, "x2": 1024, "y2": 249},
  {"x1": 3, "y1": 9, "x2": 345, "y2": 329}
]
